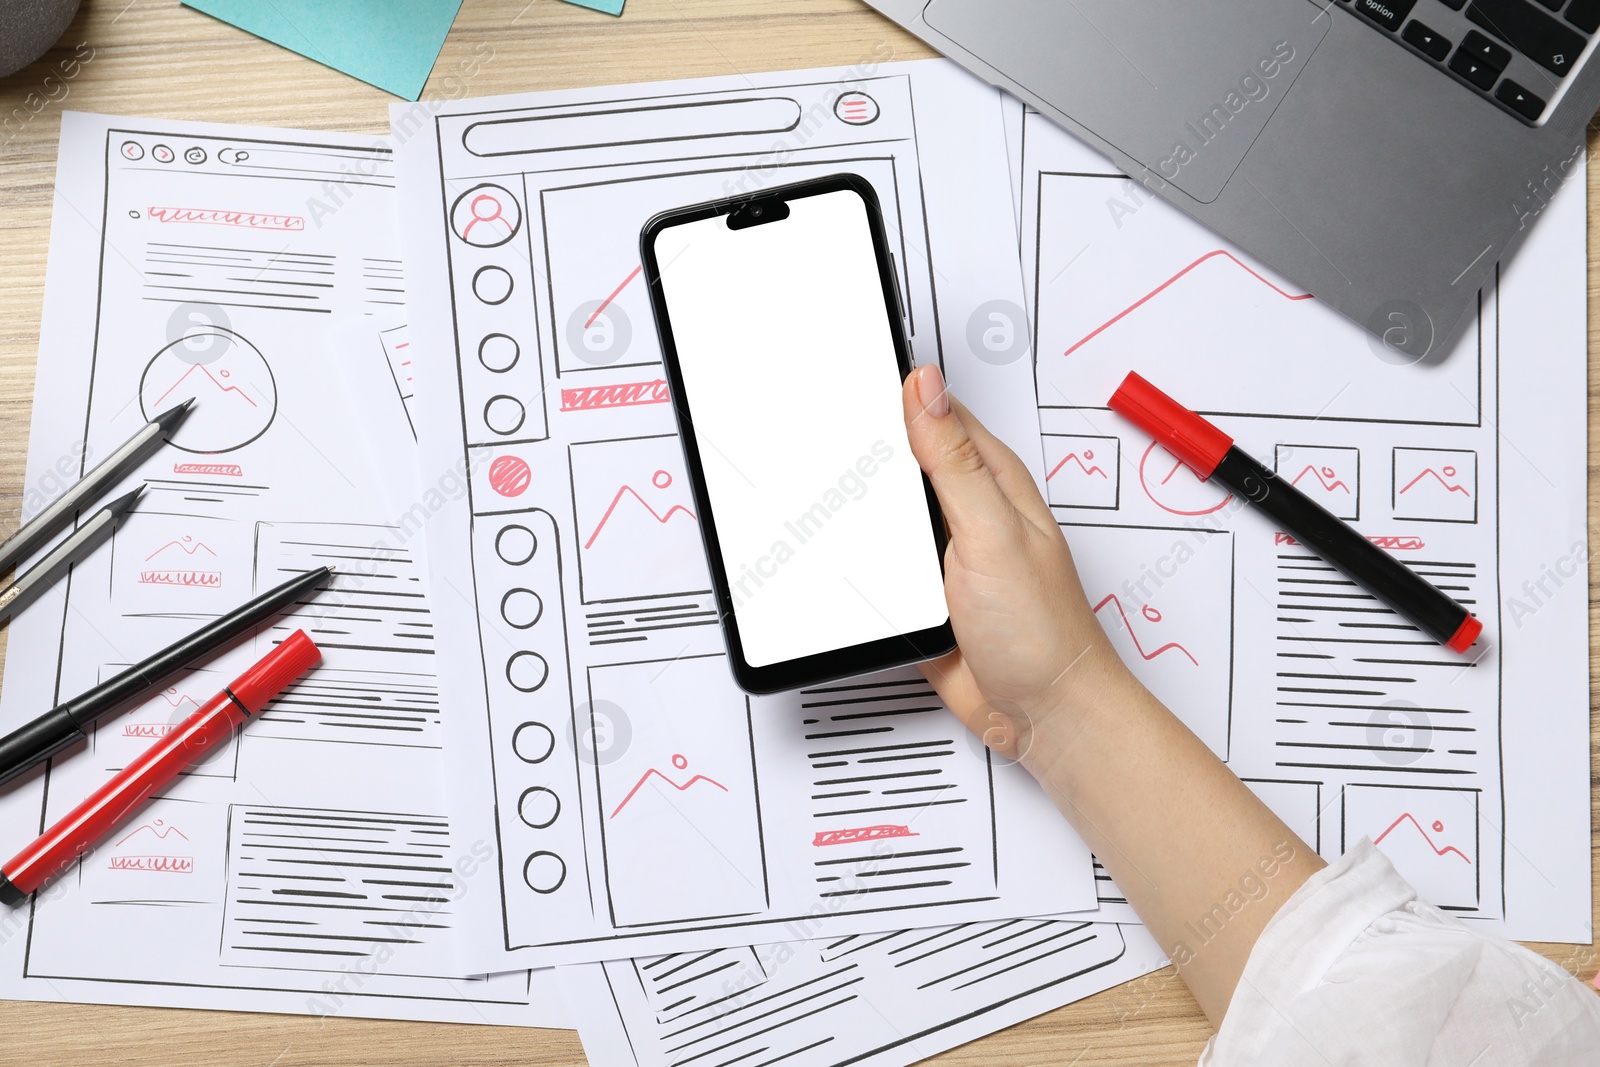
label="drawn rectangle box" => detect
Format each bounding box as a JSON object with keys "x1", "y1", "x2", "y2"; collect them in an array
[
  {"x1": 1342, "y1": 784, "x2": 1480, "y2": 911},
  {"x1": 1392, "y1": 447, "x2": 1477, "y2": 523},
  {"x1": 589, "y1": 654, "x2": 768, "y2": 928},
  {"x1": 91, "y1": 663, "x2": 239, "y2": 781},
  {"x1": 1241, "y1": 778, "x2": 1322, "y2": 853},
  {"x1": 1274, "y1": 444, "x2": 1360, "y2": 521},
  {"x1": 1043, "y1": 434, "x2": 1119, "y2": 510}
]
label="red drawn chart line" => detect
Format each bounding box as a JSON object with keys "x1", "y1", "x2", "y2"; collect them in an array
[
  {"x1": 1289, "y1": 466, "x2": 1351, "y2": 494},
  {"x1": 155, "y1": 362, "x2": 259, "y2": 409},
  {"x1": 586, "y1": 265, "x2": 644, "y2": 329},
  {"x1": 1063, "y1": 249, "x2": 1313, "y2": 357},
  {"x1": 610, "y1": 768, "x2": 729, "y2": 819},
  {"x1": 1374, "y1": 813, "x2": 1472, "y2": 864},
  {"x1": 584, "y1": 484, "x2": 696, "y2": 549},
  {"x1": 1398, "y1": 469, "x2": 1472, "y2": 497},
  {"x1": 1045, "y1": 453, "x2": 1108, "y2": 481},
  {"x1": 1092, "y1": 593, "x2": 1199, "y2": 666}
]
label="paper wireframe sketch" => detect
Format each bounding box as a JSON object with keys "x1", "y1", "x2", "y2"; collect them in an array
[
  {"x1": 1016, "y1": 111, "x2": 1591, "y2": 942},
  {"x1": 561, "y1": 919, "x2": 1165, "y2": 1067},
  {"x1": 394, "y1": 60, "x2": 1097, "y2": 971},
  {"x1": 0, "y1": 111, "x2": 565, "y2": 1027}
]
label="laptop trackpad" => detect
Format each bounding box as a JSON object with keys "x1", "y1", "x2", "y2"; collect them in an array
[{"x1": 923, "y1": 0, "x2": 1327, "y2": 203}]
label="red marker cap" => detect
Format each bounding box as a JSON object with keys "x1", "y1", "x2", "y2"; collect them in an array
[
  {"x1": 1108, "y1": 372, "x2": 1234, "y2": 480},
  {"x1": 1445, "y1": 614, "x2": 1483, "y2": 654},
  {"x1": 230, "y1": 630, "x2": 321, "y2": 713}
]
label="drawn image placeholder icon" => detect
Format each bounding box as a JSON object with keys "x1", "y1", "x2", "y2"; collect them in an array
[
  {"x1": 1275, "y1": 444, "x2": 1360, "y2": 521},
  {"x1": 1043, "y1": 434, "x2": 1119, "y2": 510},
  {"x1": 138, "y1": 327, "x2": 277, "y2": 454},
  {"x1": 450, "y1": 183, "x2": 522, "y2": 247},
  {"x1": 1392, "y1": 447, "x2": 1476, "y2": 523},
  {"x1": 1344, "y1": 784, "x2": 1480, "y2": 910},
  {"x1": 1137, "y1": 439, "x2": 1233, "y2": 517}
]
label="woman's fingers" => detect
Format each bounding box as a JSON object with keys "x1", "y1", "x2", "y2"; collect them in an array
[
  {"x1": 948, "y1": 396, "x2": 1059, "y2": 536},
  {"x1": 903, "y1": 366, "x2": 1018, "y2": 540}
]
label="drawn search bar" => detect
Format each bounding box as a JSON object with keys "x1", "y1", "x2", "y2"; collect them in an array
[{"x1": 463, "y1": 97, "x2": 804, "y2": 157}]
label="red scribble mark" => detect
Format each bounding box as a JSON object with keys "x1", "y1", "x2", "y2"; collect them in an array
[
  {"x1": 154, "y1": 361, "x2": 259, "y2": 409},
  {"x1": 584, "y1": 470, "x2": 697, "y2": 549},
  {"x1": 1045, "y1": 449, "x2": 1108, "y2": 481},
  {"x1": 561, "y1": 379, "x2": 670, "y2": 412},
  {"x1": 145, "y1": 536, "x2": 217, "y2": 561},
  {"x1": 610, "y1": 753, "x2": 728, "y2": 818},
  {"x1": 1138, "y1": 441, "x2": 1233, "y2": 517},
  {"x1": 147, "y1": 206, "x2": 305, "y2": 230},
  {"x1": 123, "y1": 723, "x2": 177, "y2": 738},
  {"x1": 1092, "y1": 594, "x2": 1199, "y2": 666},
  {"x1": 813, "y1": 825, "x2": 918, "y2": 847},
  {"x1": 139, "y1": 571, "x2": 221, "y2": 587},
  {"x1": 173, "y1": 462, "x2": 242, "y2": 477},
  {"x1": 1399, "y1": 466, "x2": 1472, "y2": 497},
  {"x1": 1374, "y1": 814, "x2": 1472, "y2": 864},
  {"x1": 1289, "y1": 465, "x2": 1351, "y2": 494},
  {"x1": 489, "y1": 455, "x2": 532, "y2": 498},
  {"x1": 116, "y1": 819, "x2": 189, "y2": 847},
  {"x1": 1275, "y1": 531, "x2": 1425, "y2": 551},
  {"x1": 586, "y1": 265, "x2": 644, "y2": 329},
  {"x1": 109, "y1": 855, "x2": 194, "y2": 873},
  {"x1": 1064, "y1": 250, "x2": 1313, "y2": 357}
]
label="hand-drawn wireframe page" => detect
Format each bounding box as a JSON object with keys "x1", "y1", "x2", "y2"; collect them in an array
[
  {"x1": 0, "y1": 112, "x2": 565, "y2": 1025},
  {"x1": 1018, "y1": 113, "x2": 1591, "y2": 942},
  {"x1": 561, "y1": 920, "x2": 1164, "y2": 1067},
  {"x1": 396, "y1": 60, "x2": 1095, "y2": 971}
]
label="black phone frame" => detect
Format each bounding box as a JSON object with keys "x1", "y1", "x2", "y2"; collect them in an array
[{"x1": 639, "y1": 173, "x2": 956, "y2": 694}]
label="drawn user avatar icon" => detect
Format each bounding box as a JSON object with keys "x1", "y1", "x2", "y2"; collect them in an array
[{"x1": 450, "y1": 183, "x2": 522, "y2": 247}]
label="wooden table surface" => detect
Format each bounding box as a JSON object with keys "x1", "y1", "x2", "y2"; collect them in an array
[{"x1": 0, "y1": 1, "x2": 1594, "y2": 1064}]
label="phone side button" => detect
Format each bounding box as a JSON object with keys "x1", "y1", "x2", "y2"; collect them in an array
[{"x1": 888, "y1": 253, "x2": 907, "y2": 321}]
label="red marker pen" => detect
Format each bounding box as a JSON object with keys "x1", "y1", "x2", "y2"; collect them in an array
[
  {"x1": 0, "y1": 631, "x2": 321, "y2": 904},
  {"x1": 1108, "y1": 372, "x2": 1482, "y2": 655}
]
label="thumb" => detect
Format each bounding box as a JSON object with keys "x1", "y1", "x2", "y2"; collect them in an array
[{"x1": 902, "y1": 364, "x2": 1015, "y2": 538}]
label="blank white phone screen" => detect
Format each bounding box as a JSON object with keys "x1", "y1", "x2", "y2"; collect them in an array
[{"x1": 653, "y1": 188, "x2": 948, "y2": 668}]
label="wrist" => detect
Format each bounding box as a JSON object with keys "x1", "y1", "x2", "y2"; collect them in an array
[{"x1": 1016, "y1": 641, "x2": 1143, "y2": 779}]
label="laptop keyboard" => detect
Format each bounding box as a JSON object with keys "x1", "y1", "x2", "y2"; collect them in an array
[{"x1": 1340, "y1": 0, "x2": 1598, "y2": 122}]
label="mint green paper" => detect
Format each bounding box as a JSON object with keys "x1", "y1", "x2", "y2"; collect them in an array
[
  {"x1": 559, "y1": 0, "x2": 626, "y2": 15},
  {"x1": 183, "y1": 0, "x2": 463, "y2": 101}
]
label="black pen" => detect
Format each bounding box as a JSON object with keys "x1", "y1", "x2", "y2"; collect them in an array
[{"x1": 0, "y1": 566, "x2": 334, "y2": 786}]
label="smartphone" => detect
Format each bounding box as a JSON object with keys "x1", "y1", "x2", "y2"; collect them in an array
[{"x1": 640, "y1": 174, "x2": 955, "y2": 694}]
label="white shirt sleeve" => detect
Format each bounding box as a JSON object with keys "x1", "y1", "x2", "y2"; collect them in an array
[{"x1": 1200, "y1": 839, "x2": 1600, "y2": 1067}]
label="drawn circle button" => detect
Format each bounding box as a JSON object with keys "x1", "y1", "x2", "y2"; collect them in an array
[
  {"x1": 495, "y1": 523, "x2": 537, "y2": 565},
  {"x1": 512, "y1": 721, "x2": 556, "y2": 764},
  {"x1": 835, "y1": 92, "x2": 880, "y2": 125},
  {"x1": 121, "y1": 141, "x2": 144, "y2": 161},
  {"x1": 523, "y1": 851, "x2": 566, "y2": 894},
  {"x1": 488, "y1": 455, "x2": 532, "y2": 497},
  {"x1": 451, "y1": 183, "x2": 522, "y2": 247},
  {"x1": 501, "y1": 588, "x2": 543, "y2": 629},
  {"x1": 484, "y1": 394, "x2": 527, "y2": 436},
  {"x1": 184, "y1": 146, "x2": 207, "y2": 165},
  {"x1": 152, "y1": 144, "x2": 175, "y2": 163},
  {"x1": 473, "y1": 266, "x2": 514, "y2": 305},
  {"x1": 1138, "y1": 441, "x2": 1233, "y2": 517},
  {"x1": 518, "y1": 787, "x2": 561, "y2": 830},
  {"x1": 478, "y1": 333, "x2": 520, "y2": 373},
  {"x1": 506, "y1": 651, "x2": 548, "y2": 693}
]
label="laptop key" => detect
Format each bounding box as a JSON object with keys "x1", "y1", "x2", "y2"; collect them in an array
[
  {"x1": 1459, "y1": 29, "x2": 1514, "y2": 69},
  {"x1": 1449, "y1": 48, "x2": 1503, "y2": 86},
  {"x1": 1438, "y1": 0, "x2": 1466, "y2": 8},
  {"x1": 1495, "y1": 78, "x2": 1548, "y2": 117},
  {"x1": 1403, "y1": 20, "x2": 1453, "y2": 59},
  {"x1": 1467, "y1": 0, "x2": 1587, "y2": 75},
  {"x1": 1567, "y1": 0, "x2": 1600, "y2": 34},
  {"x1": 1351, "y1": 0, "x2": 1419, "y2": 31}
]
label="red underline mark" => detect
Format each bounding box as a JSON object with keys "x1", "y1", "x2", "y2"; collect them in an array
[{"x1": 1063, "y1": 249, "x2": 1313, "y2": 357}]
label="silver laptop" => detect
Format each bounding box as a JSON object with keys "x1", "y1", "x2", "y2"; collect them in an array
[{"x1": 868, "y1": 0, "x2": 1600, "y2": 359}]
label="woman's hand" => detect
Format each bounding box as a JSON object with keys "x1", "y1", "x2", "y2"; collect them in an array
[{"x1": 901, "y1": 364, "x2": 1136, "y2": 768}]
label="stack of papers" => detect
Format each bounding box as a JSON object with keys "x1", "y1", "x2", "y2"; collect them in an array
[{"x1": 0, "y1": 57, "x2": 1586, "y2": 1067}]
